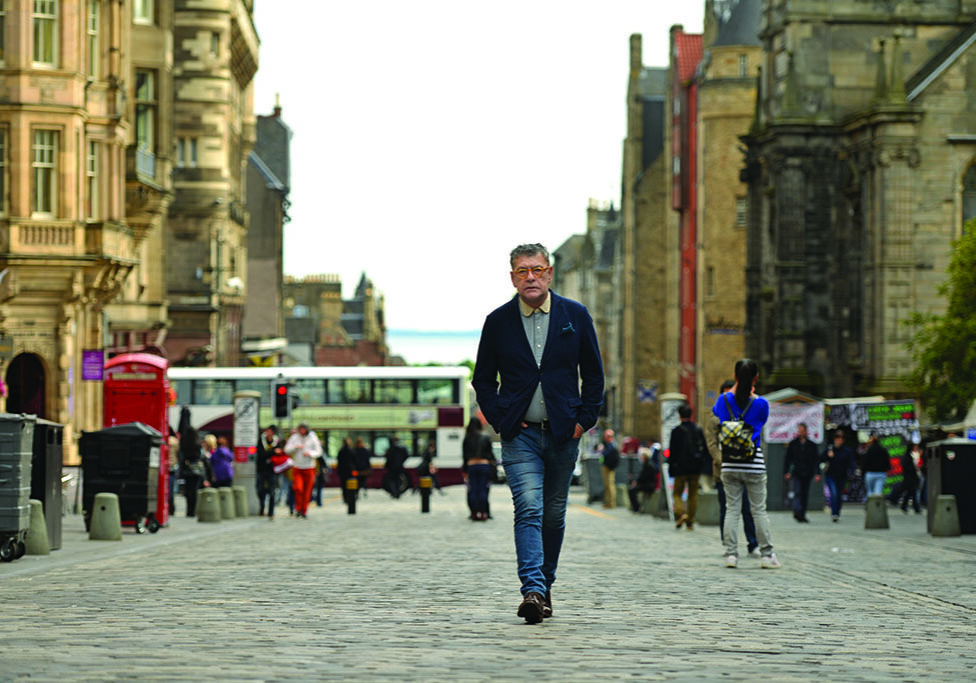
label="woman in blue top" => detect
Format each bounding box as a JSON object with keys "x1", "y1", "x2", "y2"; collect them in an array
[{"x1": 711, "y1": 359, "x2": 780, "y2": 569}]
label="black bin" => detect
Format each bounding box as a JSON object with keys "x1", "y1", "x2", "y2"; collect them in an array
[
  {"x1": 31, "y1": 419, "x2": 64, "y2": 550},
  {"x1": 80, "y1": 422, "x2": 162, "y2": 534},
  {"x1": 0, "y1": 413, "x2": 37, "y2": 561},
  {"x1": 926, "y1": 438, "x2": 976, "y2": 534}
]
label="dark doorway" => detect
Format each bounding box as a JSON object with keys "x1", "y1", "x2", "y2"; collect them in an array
[{"x1": 6, "y1": 353, "x2": 46, "y2": 418}]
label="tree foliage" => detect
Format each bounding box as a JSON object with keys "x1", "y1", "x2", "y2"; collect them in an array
[{"x1": 905, "y1": 221, "x2": 976, "y2": 422}]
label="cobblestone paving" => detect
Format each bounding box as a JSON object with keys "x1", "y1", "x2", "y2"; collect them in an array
[{"x1": 1, "y1": 485, "x2": 974, "y2": 681}]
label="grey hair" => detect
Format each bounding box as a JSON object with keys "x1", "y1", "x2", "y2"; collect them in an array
[{"x1": 509, "y1": 243, "x2": 550, "y2": 269}]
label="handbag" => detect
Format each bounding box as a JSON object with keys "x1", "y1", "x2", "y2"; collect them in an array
[{"x1": 271, "y1": 453, "x2": 294, "y2": 474}]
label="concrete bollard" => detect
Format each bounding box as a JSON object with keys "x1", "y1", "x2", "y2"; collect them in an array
[
  {"x1": 931, "y1": 494, "x2": 961, "y2": 537},
  {"x1": 864, "y1": 494, "x2": 890, "y2": 529},
  {"x1": 25, "y1": 499, "x2": 50, "y2": 555},
  {"x1": 232, "y1": 486, "x2": 248, "y2": 518},
  {"x1": 197, "y1": 488, "x2": 221, "y2": 523},
  {"x1": 218, "y1": 487, "x2": 236, "y2": 520},
  {"x1": 648, "y1": 489, "x2": 669, "y2": 520},
  {"x1": 615, "y1": 484, "x2": 629, "y2": 508},
  {"x1": 89, "y1": 492, "x2": 123, "y2": 541},
  {"x1": 696, "y1": 490, "x2": 721, "y2": 526}
]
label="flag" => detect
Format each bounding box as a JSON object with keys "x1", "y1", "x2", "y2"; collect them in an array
[{"x1": 638, "y1": 380, "x2": 658, "y2": 404}]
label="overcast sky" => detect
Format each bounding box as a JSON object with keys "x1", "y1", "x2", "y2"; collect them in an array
[{"x1": 252, "y1": 1, "x2": 704, "y2": 333}]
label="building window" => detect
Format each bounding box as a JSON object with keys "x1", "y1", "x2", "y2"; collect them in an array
[
  {"x1": 86, "y1": 140, "x2": 99, "y2": 219},
  {"x1": 32, "y1": 130, "x2": 58, "y2": 216},
  {"x1": 33, "y1": 0, "x2": 58, "y2": 67},
  {"x1": 176, "y1": 137, "x2": 197, "y2": 168},
  {"x1": 133, "y1": 0, "x2": 153, "y2": 24},
  {"x1": 735, "y1": 196, "x2": 748, "y2": 227},
  {"x1": 87, "y1": 1, "x2": 99, "y2": 78},
  {"x1": 0, "y1": 1, "x2": 7, "y2": 64},
  {"x1": 135, "y1": 70, "x2": 156, "y2": 153},
  {"x1": 0, "y1": 128, "x2": 6, "y2": 215}
]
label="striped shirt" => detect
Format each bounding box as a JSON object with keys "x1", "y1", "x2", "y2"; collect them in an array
[{"x1": 711, "y1": 391, "x2": 770, "y2": 474}]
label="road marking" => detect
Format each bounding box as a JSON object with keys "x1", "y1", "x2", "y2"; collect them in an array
[{"x1": 573, "y1": 504, "x2": 616, "y2": 520}]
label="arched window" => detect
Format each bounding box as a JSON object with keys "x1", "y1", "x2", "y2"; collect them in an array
[{"x1": 963, "y1": 163, "x2": 976, "y2": 229}]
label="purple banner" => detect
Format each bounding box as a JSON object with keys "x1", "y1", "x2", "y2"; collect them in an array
[{"x1": 82, "y1": 350, "x2": 104, "y2": 381}]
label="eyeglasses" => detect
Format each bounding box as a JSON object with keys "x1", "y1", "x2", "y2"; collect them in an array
[{"x1": 512, "y1": 266, "x2": 551, "y2": 280}]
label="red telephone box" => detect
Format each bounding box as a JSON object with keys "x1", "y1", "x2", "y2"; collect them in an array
[{"x1": 103, "y1": 353, "x2": 171, "y2": 527}]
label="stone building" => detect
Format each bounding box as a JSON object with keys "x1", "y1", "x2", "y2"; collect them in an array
[
  {"x1": 740, "y1": 0, "x2": 976, "y2": 398},
  {"x1": 243, "y1": 98, "x2": 291, "y2": 365},
  {"x1": 283, "y1": 273, "x2": 390, "y2": 367},
  {"x1": 0, "y1": 0, "x2": 174, "y2": 457},
  {"x1": 616, "y1": 34, "x2": 673, "y2": 443},
  {"x1": 166, "y1": 0, "x2": 258, "y2": 367}
]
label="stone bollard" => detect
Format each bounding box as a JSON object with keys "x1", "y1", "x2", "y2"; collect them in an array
[
  {"x1": 931, "y1": 494, "x2": 961, "y2": 537},
  {"x1": 696, "y1": 490, "x2": 721, "y2": 526},
  {"x1": 218, "y1": 487, "x2": 236, "y2": 520},
  {"x1": 648, "y1": 489, "x2": 669, "y2": 520},
  {"x1": 232, "y1": 486, "x2": 248, "y2": 518},
  {"x1": 615, "y1": 484, "x2": 629, "y2": 508},
  {"x1": 864, "y1": 494, "x2": 890, "y2": 529},
  {"x1": 25, "y1": 499, "x2": 50, "y2": 555},
  {"x1": 89, "y1": 492, "x2": 123, "y2": 541},
  {"x1": 197, "y1": 488, "x2": 221, "y2": 523}
]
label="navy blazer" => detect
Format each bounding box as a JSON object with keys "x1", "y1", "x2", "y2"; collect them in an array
[{"x1": 472, "y1": 291, "x2": 604, "y2": 444}]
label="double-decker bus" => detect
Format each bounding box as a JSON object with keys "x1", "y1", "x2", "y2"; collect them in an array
[{"x1": 167, "y1": 366, "x2": 471, "y2": 484}]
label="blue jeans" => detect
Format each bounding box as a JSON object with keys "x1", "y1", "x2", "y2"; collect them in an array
[
  {"x1": 502, "y1": 427, "x2": 580, "y2": 596},
  {"x1": 865, "y1": 471, "x2": 887, "y2": 497},
  {"x1": 826, "y1": 477, "x2": 845, "y2": 517}
]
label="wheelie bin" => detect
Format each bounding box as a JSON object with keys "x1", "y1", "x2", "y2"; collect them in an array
[
  {"x1": 0, "y1": 413, "x2": 37, "y2": 562},
  {"x1": 80, "y1": 422, "x2": 162, "y2": 534}
]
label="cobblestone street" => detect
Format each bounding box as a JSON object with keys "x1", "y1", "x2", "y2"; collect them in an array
[{"x1": 2, "y1": 484, "x2": 974, "y2": 681}]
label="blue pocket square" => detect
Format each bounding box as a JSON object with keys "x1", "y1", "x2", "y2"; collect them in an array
[{"x1": 561, "y1": 322, "x2": 575, "y2": 335}]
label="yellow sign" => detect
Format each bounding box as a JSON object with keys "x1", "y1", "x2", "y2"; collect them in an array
[{"x1": 247, "y1": 355, "x2": 274, "y2": 367}]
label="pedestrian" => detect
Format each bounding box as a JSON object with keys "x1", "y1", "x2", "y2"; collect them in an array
[
  {"x1": 353, "y1": 437, "x2": 373, "y2": 495},
  {"x1": 383, "y1": 436, "x2": 409, "y2": 499},
  {"x1": 627, "y1": 444, "x2": 659, "y2": 513},
  {"x1": 705, "y1": 380, "x2": 759, "y2": 555},
  {"x1": 284, "y1": 423, "x2": 322, "y2": 519},
  {"x1": 898, "y1": 448, "x2": 921, "y2": 514},
  {"x1": 600, "y1": 429, "x2": 620, "y2": 509},
  {"x1": 167, "y1": 434, "x2": 179, "y2": 516},
  {"x1": 462, "y1": 418, "x2": 495, "y2": 520},
  {"x1": 668, "y1": 404, "x2": 706, "y2": 530},
  {"x1": 336, "y1": 437, "x2": 358, "y2": 504},
  {"x1": 313, "y1": 452, "x2": 329, "y2": 507},
  {"x1": 711, "y1": 358, "x2": 780, "y2": 569},
  {"x1": 210, "y1": 435, "x2": 234, "y2": 488},
  {"x1": 178, "y1": 427, "x2": 211, "y2": 517},
  {"x1": 784, "y1": 422, "x2": 821, "y2": 522},
  {"x1": 861, "y1": 432, "x2": 891, "y2": 497},
  {"x1": 820, "y1": 432, "x2": 857, "y2": 522},
  {"x1": 472, "y1": 242, "x2": 604, "y2": 624},
  {"x1": 256, "y1": 425, "x2": 280, "y2": 519}
]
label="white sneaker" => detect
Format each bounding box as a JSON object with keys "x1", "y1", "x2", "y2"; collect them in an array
[
  {"x1": 725, "y1": 555, "x2": 737, "y2": 568},
  {"x1": 760, "y1": 554, "x2": 782, "y2": 569}
]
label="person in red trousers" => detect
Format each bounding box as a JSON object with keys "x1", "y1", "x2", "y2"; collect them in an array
[{"x1": 283, "y1": 423, "x2": 323, "y2": 519}]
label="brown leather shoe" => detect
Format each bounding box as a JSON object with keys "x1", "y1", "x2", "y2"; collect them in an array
[
  {"x1": 517, "y1": 592, "x2": 545, "y2": 624},
  {"x1": 543, "y1": 590, "x2": 552, "y2": 618}
]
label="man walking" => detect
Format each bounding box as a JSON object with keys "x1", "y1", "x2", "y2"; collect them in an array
[
  {"x1": 668, "y1": 404, "x2": 706, "y2": 530},
  {"x1": 473, "y1": 243, "x2": 604, "y2": 624},
  {"x1": 784, "y1": 423, "x2": 820, "y2": 522},
  {"x1": 600, "y1": 429, "x2": 620, "y2": 509}
]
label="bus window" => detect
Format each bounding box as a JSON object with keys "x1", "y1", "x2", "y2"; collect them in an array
[
  {"x1": 293, "y1": 378, "x2": 326, "y2": 406},
  {"x1": 236, "y1": 379, "x2": 270, "y2": 404},
  {"x1": 375, "y1": 379, "x2": 412, "y2": 404},
  {"x1": 171, "y1": 379, "x2": 191, "y2": 405},
  {"x1": 418, "y1": 379, "x2": 456, "y2": 405},
  {"x1": 193, "y1": 379, "x2": 234, "y2": 405},
  {"x1": 328, "y1": 379, "x2": 371, "y2": 404}
]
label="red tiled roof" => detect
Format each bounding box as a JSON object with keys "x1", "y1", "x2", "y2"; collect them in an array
[{"x1": 673, "y1": 30, "x2": 703, "y2": 83}]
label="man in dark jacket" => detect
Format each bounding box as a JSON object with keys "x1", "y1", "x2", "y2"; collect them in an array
[
  {"x1": 669, "y1": 404, "x2": 707, "y2": 530},
  {"x1": 784, "y1": 423, "x2": 820, "y2": 523},
  {"x1": 861, "y1": 433, "x2": 891, "y2": 497},
  {"x1": 255, "y1": 425, "x2": 280, "y2": 518},
  {"x1": 821, "y1": 432, "x2": 857, "y2": 522},
  {"x1": 382, "y1": 436, "x2": 409, "y2": 499}
]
